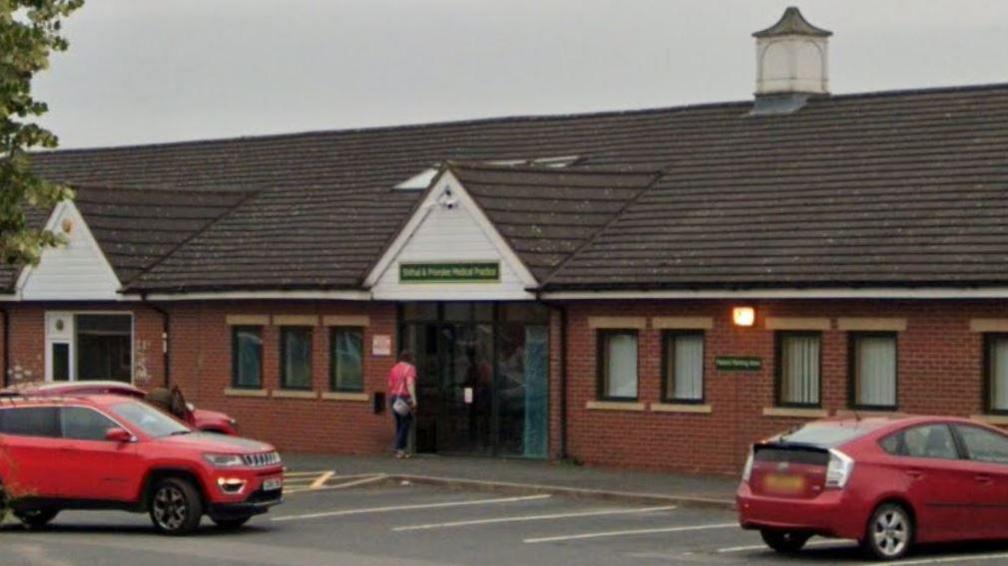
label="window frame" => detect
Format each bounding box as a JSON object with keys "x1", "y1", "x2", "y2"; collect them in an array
[
  {"x1": 59, "y1": 406, "x2": 124, "y2": 441},
  {"x1": 775, "y1": 331, "x2": 823, "y2": 408},
  {"x1": 231, "y1": 325, "x2": 264, "y2": 390},
  {"x1": 329, "y1": 326, "x2": 365, "y2": 393},
  {"x1": 596, "y1": 329, "x2": 639, "y2": 402},
  {"x1": 661, "y1": 330, "x2": 705, "y2": 404},
  {"x1": 984, "y1": 333, "x2": 1008, "y2": 415},
  {"x1": 279, "y1": 326, "x2": 314, "y2": 391},
  {"x1": 847, "y1": 331, "x2": 899, "y2": 411}
]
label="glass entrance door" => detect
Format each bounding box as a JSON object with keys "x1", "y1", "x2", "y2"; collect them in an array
[{"x1": 400, "y1": 302, "x2": 549, "y2": 458}]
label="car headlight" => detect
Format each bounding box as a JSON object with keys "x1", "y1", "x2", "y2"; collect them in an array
[{"x1": 203, "y1": 453, "x2": 245, "y2": 468}]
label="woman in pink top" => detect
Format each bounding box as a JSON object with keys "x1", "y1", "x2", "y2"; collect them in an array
[{"x1": 388, "y1": 350, "x2": 417, "y2": 458}]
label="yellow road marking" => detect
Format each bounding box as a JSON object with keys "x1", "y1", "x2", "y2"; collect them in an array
[{"x1": 311, "y1": 471, "x2": 335, "y2": 489}]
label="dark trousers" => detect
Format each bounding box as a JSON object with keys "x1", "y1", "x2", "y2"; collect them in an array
[{"x1": 391, "y1": 396, "x2": 413, "y2": 451}]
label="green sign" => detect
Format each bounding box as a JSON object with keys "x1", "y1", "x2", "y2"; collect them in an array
[
  {"x1": 715, "y1": 356, "x2": 762, "y2": 372},
  {"x1": 400, "y1": 262, "x2": 500, "y2": 283}
]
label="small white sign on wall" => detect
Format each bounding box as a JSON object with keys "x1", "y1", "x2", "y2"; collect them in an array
[{"x1": 372, "y1": 334, "x2": 392, "y2": 356}]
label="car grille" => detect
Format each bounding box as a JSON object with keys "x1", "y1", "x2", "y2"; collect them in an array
[{"x1": 241, "y1": 451, "x2": 281, "y2": 468}]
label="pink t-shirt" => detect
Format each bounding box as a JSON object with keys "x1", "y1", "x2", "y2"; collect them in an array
[{"x1": 388, "y1": 362, "x2": 416, "y2": 398}]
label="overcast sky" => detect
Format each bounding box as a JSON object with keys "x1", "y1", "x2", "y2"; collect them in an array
[{"x1": 32, "y1": 0, "x2": 1008, "y2": 148}]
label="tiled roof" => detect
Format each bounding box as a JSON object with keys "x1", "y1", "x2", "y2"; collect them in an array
[
  {"x1": 449, "y1": 163, "x2": 659, "y2": 280},
  {"x1": 16, "y1": 82, "x2": 1008, "y2": 293}
]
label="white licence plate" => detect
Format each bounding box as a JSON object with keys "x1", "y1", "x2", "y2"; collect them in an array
[{"x1": 262, "y1": 477, "x2": 283, "y2": 491}]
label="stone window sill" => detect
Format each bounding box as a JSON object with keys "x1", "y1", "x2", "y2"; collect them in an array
[
  {"x1": 224, "y1": 388, "x2": 268, "y2": 398},
  {"x1": 322, "y1": 391, "x2": 369, "y2": 402},
  {"x1": 650, "y1": 403, "x2": 712, "y2": 414},
  {"x1": 762, "y1": 407, "x2": 828, "y2": 419},
  {"x1": 971, "y1": 414, "x2": 1008, "y2": 425},
  {"x1": 585, "y1": 400, "x2": 645, "y2": 412},
  {"x1": 272, "y1": 390, "x2": 318, "y2": 400}
]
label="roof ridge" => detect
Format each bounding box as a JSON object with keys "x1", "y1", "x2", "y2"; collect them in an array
[
  {"x1": 70, "y1": 182, "x2": 254, "y2": 198},
  {"x1": 119, "y1": 189, "x2": 263, "y2": 292},
  {"x1": 538, "y1": 171, "x2": 664, "y2": 288},
  {"x1": 33, "y1": 82, "x2": 1008, "y2": 155}
]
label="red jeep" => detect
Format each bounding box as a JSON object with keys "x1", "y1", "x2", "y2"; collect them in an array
[
  {"x1": 0, "y1": 394, "x2": 283, "y2": 534},
  {"x1": 1, "y1": 381, "x2": 239, "y2": 435}
]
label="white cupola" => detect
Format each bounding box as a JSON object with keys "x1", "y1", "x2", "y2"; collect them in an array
[{"x1": 753, "y1": 7, "x2": 832, "y2": 100}]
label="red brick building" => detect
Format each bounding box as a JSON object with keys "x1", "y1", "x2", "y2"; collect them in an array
[{"x1": 4, "y1": 9, "x2": 1008, "y2": 474}]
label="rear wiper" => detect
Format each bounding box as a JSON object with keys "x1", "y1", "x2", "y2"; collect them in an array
[{"x1": 168, "y1": 430, "x2": 192, "y2": 436}]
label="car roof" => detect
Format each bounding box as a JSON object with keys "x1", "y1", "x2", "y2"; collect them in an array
[{"x1": 0, "y1": 394, "x2": 134, "y2": 409}]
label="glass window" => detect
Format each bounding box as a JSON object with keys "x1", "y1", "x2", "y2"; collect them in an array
[
  {"x1": 331, "y1": 327, "x2": 364, "y2": 392},
  {"x1": 109, "y1": 401, "x2": 190, "y2": 438},
  {"x1": 231, "y1": 326, "x2": 263, "y2": 389},
  {"x1": 0, "y1": 407, "x2": 60, "y2": 438},
  {"x1": 61, "y1": 407, "x2": 119, "y2": 441},
  {"x1": 778, "y1": 332, "x2": 821, "y2": 406},
  {"x1": 988, "y1": 335, "x2": 1008, "y2": 412},
  {"x1": 880, "y1": 424, "x2": 959, "y2": 460},
  {"x1": 52, "y1": 343, "x2": 70, "y2": 381},
  {"x1": 664, "y1": 332, "x2": 704, "y2": 402},
  {"x1": 401, "y1": 303, "x2": 438, "y2": 322},
  {"x1": 781, "y1": 421, "x2": 885, "y2": 447},
  {"x1": 280, "y1": 327, "x2": 313, "y2": 390},
  {"x1": 851, "y1": 333, "x2": 897, "y2": 409},
  {"x1": 956, "y1": 425, "x2": 1008, "y2": 465},
  {"x1": 598, "y1": 330, "x2": 638, "y2": 400},
  {"x1": 76, "y1": 314, "x2": 132, "y2": 382}
]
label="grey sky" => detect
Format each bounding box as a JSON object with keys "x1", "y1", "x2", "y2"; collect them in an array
[{"x1": 33, "y1": 0, "x2": 1008, "y2": 149}]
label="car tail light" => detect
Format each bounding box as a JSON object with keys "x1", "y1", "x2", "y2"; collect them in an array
[
  {"x1": 741, "y1": 448, "x2": 754, "y2": 483},
  {"x1": 825, "y1": 449, "x2": 854, "y2": 489}
]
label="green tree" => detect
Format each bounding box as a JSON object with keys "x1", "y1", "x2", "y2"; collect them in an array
[{"x1": 1, "y1": 0, "x2": 83, "y2": 267}]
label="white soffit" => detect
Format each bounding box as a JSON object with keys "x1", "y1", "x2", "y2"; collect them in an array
[
  {"x1": 17, "y1": 200, "x2": 122, "y2": 301},
  {"x1": 366, "y1": 170, "x2": 538, "y2": 301}
]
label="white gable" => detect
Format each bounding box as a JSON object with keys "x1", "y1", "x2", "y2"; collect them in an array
[
  {"x1": 19, "y1": 201, "x2": 121, "y2": 300},
  {"x1": 367, "y1": 171, "x2": 537, "y2": 301}
]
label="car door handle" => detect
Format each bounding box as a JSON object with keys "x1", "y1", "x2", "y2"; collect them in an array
[
  {"x1": 905, "y1": 470, "x2": 924, "y2": 480},
  {"x1": 975, "y1": 474, "x2": 993, "y2": 484}
]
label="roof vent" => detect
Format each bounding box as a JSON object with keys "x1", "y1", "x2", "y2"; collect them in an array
[{"x1": 752, "y1": 7, "x2": 832, "y2": 115}]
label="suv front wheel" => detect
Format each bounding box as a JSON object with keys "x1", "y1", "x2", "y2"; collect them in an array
[{"x1": 149, "y1": 477, "x2": 203, "y2": 535}]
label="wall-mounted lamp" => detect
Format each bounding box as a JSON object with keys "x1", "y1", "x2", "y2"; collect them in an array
[{"x1": 733, "y1": 306, "x2": 755, "y2": 327}]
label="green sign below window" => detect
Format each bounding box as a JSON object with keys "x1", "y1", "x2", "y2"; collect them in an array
[
  {"x1": 715, "y1": 356, "x2": 762, "y2": 372},
  {"x1": 400, "y1": 262, "x2": 500, "y2": 283}
]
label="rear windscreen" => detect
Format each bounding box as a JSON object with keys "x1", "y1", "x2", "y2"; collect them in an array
[
  {"x1": 754, "y1": 446, "x2": 829, "y2": 465},
  {"x1": 777, "y1": 422, "x2": 880, "y2": 447}
]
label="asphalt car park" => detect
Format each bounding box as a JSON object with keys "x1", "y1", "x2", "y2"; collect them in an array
[{"x1": 5, "y1": 474, "x2": 1008, "y2": 566}]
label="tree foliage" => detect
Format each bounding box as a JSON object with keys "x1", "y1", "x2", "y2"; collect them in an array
[{"x1": 1, "y1": 0, "x2": 83, "y2": 267}]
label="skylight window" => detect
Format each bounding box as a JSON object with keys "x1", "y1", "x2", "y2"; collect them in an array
[
  {"x1": 486, "y1": 155, "x2": 581, "y2": 168},
  {"x1": 394, "y1": 168, "x2": 439, "y2": 190}
]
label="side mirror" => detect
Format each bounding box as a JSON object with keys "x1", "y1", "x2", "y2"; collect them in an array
[{"x1": 105, "y1": 427, "x2": 134, "y2": 443}]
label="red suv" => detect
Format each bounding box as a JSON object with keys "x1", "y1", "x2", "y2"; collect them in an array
[
  {"x1": 0, "y1": 394, "x2": 283, "y2": 534},
  {"x1": 738, "y1": 415, "x2": 1008, "y2": 560},
  {"x1": 1, "y1": 381, "x2": 239, "y2": 435}
]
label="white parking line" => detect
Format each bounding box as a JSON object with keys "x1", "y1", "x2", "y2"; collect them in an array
[
  {"x1": 716, "y1": 539, "x2": 854, "y2": 553},
  {"x1": 272, "y1": 494, "x2": 552, "y2": 522},
  {"x1": 393, "y1": 505, "x2": 677, "y2": 532},
  {"x1": 523, "y1": 522, "x2": 738, "y2": 544},
  {"x1": 897, "y1": 553, "x2": 1008, "y2": 565}
]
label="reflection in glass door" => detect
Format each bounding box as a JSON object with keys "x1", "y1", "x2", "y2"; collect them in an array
[{"x1": 399, "y1": 303, "x2": 549, "y2": 458}]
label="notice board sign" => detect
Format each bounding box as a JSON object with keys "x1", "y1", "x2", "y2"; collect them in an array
[
  {"x1": 715, "y1": 356, "x2": 762, "y2": 371},
  {"x1": 372, "y1": 334, "x2": 392, "y2": 356},
  {"x1": 400, "y1": 262, "x2": 500, "y2": 283}
]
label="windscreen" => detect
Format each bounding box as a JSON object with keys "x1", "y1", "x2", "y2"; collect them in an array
[{"x1": 109, "y1": 400, "x2": 190, "y2": 437}]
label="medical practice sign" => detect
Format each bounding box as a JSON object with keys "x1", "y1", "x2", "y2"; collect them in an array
[{"x1": 400, "y1": 262, "x2": 500, "y2": 283}]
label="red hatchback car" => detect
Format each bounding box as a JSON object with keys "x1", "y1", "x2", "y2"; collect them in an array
[
  {"x1": 0, "y1": 394, "x2": 283, "y2": 534},
  {"x1": 1, "y1": 381, "x2": 239, "y2": 435},
  {"x1": 738, "y1": 415, "x2": 1008, "y2": 560}
]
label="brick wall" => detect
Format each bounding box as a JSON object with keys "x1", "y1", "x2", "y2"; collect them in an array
[
  {"x1": 168, "y1": 301, "x2": 398, "y2": 454},
  {"x1": 3, "y1": 298, "x2": 1007, "y2": 475},
  {"x1": 562, "y1": 299, "x2": 1008, "y2": 476},
  {"x1": 3, "y1": 303, "x2": 165, "y2": 388}
]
